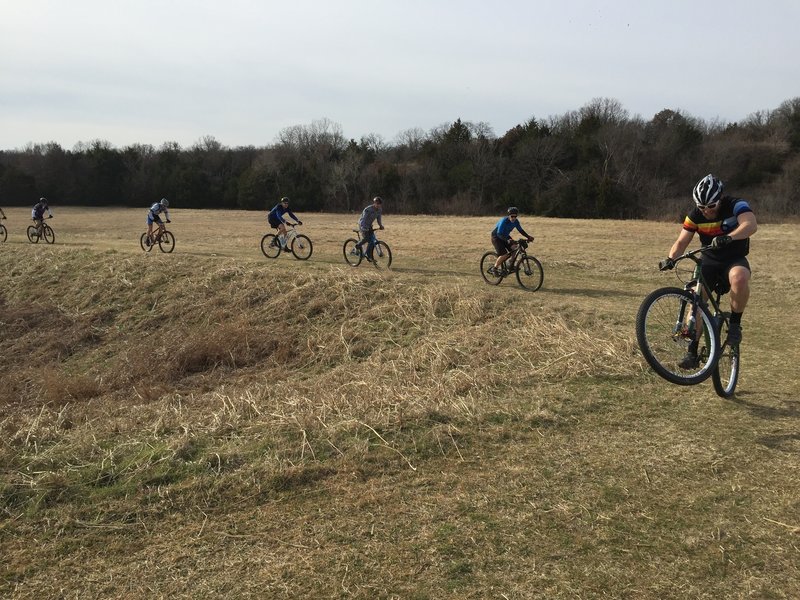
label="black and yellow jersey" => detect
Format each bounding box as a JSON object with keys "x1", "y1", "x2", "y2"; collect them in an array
[{"x1": 683, "y1": 196, "x2": 753, "y2": 261}]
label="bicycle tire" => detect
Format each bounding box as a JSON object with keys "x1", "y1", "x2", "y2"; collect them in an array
[
  {"x1": 260, "y1": 234, "x2": 280, "y2": 258},
  {"x1": 27, "y1": 225, "x2": 39, "y2": 243},
  {"x1": 291, "y1": 234, "x2": 313, "y2": 260},
  {"x1": 140, "y1": 232, "x2": 154, "y2": 252},
  {"x1": 343, "y1": 239, "x2": 363, "y2": 266},
  {"x1": 373, "y1": 241, "x2": 392, "y2": 269},
  {"x1": 42, "y1": 224, "x2": 55, "y2": 244},
  {"x1": 480, "y1": 251, "x2": 503, "y2": 285},
  {"x1": 636, "y1": 287, "x2": 720, "y2": 385},
  {"x1": 516, "y1": 255, "x2": 544, "y2": 291},
  {"x1": 712, "y1": 317, "x2": 740, "y2": 398},
  {"x1": 0, "y1": 224, "x2": 6, "y2": 243},
  {"x1": 158, "y1": 230, "x2": 175, "y2": 253}
]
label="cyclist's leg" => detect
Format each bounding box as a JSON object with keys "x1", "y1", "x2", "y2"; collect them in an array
[
  {"x1": 726, "y1": 259, "x2": 750, "y2": 343},
  {"x1": 278, "y1": 222, "x2": 288, "y2": 246},
  {"x1": 491, "y1": 236, "x2": 511, "y2": 271},
  {"x1": 728, "y1": 263, "x2": 751, "y2": 313},
  {"x1": 357, "y1": 229, "x2": 369, "y2": 255},
  {"x1": 366, "y1": 231, "x2": 377, "y2": 260}
]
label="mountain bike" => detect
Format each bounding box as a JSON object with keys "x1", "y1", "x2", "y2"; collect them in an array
[
  {"x1": 342, "y1": 229, "x2": 392, "y2": 268},
  {"x1": 261, "y1": 224, "x2": 313, "y2": 260},
  {"x1": 635, "y1": 246, "x2": 739, "y2": 397},
  {"x1": 27, "y1": 217, "x2": 55, "y2": 244},
  {"x1": 0, "y1": 217, "x2": 6, "y2": 242},
  {"x1": 140, "y1": 226, "x2": 175, "y2": 253},
  {"x1": 480, "y1": 239, "x2": 544, "y2": 291}
]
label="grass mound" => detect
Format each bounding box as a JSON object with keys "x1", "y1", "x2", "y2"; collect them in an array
[{"x1": 2, "y1": 231, "x2": 797, "y2": 599}]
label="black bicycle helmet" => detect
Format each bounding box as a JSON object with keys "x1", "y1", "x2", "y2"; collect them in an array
[
  {"x1": 692, "y1": 174, "x2": 724, "y2": 207},
  {"x1": 507, "y1": 206, "x2": 519, "y2": 215}
]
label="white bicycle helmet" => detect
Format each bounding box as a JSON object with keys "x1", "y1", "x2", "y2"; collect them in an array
[{"x1": 692, "y1": 174, "x2": 724, "y2": 207}]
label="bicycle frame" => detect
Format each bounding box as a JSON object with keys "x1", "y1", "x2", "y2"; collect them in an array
[
  {"x1": 353, "y1": 229, "x2": 387, "y2": 257},
  {"x1": 673, "y1": 251, "x2": 727, "y2": 347}
]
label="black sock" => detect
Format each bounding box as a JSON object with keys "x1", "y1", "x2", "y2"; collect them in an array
[
  {"x1": 688, "y1": 340, "x2": 699, "y2": 354},
  {"x1": 730, "y1": 311, "x2": 743, "y2": 325}
]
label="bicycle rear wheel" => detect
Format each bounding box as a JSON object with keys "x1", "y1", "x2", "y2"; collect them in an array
[
  {"x1": 480, "y1": 252, "x2": 503, "y2": 285},
  {"x1": 343, "y1": 239, "x2": 363, "y2": 266},
  {"x1": 516, "y1": 255, "x2": 543, "y2": 291},
  {"x1": 372, "y1": 241, "x2": 392, "y2": 269},
  {"x1": 0, "y1": 224, "x2": 6, "y2": 242},
  {"x1": 158, "y1": 230, "x2": 175, "y2": 253},
  {"x1": 140, "y1": 233, "x2": 154, "y2": 252},
  {"x1": 636, "y1": 287, "x2": 719, "y2": 385},
  {"x1": 261, "y1": 234, "x2": 281, "y2": 258},
  {"x1": 291, "y1": 234, "x2": 313, "y2": 260},
  {"x1": 712, "y1": 317, "x2": 740, "y2": 398},
  {"x1": 27, "y1": 225, "x2": 39, "y2": 243}
]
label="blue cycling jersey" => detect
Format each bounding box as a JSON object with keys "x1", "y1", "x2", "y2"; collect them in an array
[
  {"x1": 492, "y1": 216, "x2": 530, "y2": 240},
  {"x1": 269, "y1": 203, "x2": 299, "y2": 224}
]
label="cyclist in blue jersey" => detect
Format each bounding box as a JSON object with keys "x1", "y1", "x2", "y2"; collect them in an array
[
  {"x1": 661, "y1": 174, "x2": 757, "y2": 368},
  {"x1": 356, "y1": 196, "x2": 384, "y2": 262},
  {"x1": 267, "y1": 197, "x2": 302, "y2": 249},
  {"x1": 146, "y1": 198, "x2": 171, "y2": 246},
  {"x1": 488, "y1": 207, "x2": 534, "y2": 275}
]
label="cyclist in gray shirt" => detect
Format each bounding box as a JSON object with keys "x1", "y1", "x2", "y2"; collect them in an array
[{"x1": 357, "y1": 196, "x2": 384, "y2": 262}]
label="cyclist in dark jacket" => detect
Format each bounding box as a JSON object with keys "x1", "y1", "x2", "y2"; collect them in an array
[{"x1": 267, "y1": 197, "x2": 302, "y2": 250}]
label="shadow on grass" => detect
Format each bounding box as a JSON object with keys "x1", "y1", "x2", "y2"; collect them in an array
[
  {"x1": 754, "y1": 432, "x2": 800, "y2": 453},
  {"x1": 730, "y1": 395, "x2": 800, "y2": 420}
]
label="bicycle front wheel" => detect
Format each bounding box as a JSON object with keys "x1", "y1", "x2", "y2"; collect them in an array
[
  {"x1": 343, "y1": 239, "x2": 363, "y2": 266},
  {"x1": 291, "y1": 234, "x2": 313, "y2": 260},
  {"x1": 636, "y1": 287, "x2": 719, "y2": 385},
  {"x1": 516, "y1": 255, "x2": 543, "y2": 291},
  {"x1": 158, "y1": 231, "x2": 175, "y2": 253},
  {"x1": 261, "y1": 234, "x2": 281, "y2": 258},
  {"x1": 27, "y1": 225, "x2": 39, "y2": 243},
  {"x1": 0, "y1": 224, "x2": 6, "y2": 242},
  {"x1": 42, "y1": 224, "x2": 55, "y2": 244},
  {"x1": 480, "y1": 252, "x2": 503, "y2": 285},
  {"x1": 712, "y1": 318, "x2": 740, "y2": 398},
  {"x1": 373, "y1": 241, "x2": 392, "y2": 269}
]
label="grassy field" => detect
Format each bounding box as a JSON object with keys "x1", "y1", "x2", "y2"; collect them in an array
[{"x1": 1, "y1": 206, "x2": 798, "y2": 599}]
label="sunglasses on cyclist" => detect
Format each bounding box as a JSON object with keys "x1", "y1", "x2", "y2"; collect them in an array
[{"x1": 699, "y1": 202, "x2": 719, "y2": 210}]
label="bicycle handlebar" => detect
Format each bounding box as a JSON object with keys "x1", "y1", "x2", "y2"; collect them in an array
[{"x1": 659, "y1": 245, "x2": 713, "y2": 271}]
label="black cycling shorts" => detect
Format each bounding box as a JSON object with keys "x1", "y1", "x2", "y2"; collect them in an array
[
  {"x1": 491, "y1": 235, "x2": 513, "y2": 256},
  {"x1": 701, "y1": 256, "x2": 750, "y2": 295}
]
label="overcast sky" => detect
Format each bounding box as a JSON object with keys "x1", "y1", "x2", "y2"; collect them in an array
[{"x1": 2, "y1": 0, "x2": 799, "y2": 151}]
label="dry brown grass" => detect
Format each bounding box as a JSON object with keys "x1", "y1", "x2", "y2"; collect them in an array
[{"x1": 0, "y1": 207, "x2": 798, "y2": 599}]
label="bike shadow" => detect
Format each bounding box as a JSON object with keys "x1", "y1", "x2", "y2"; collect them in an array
[
  {"x1": 728, "y1": 394, "x2": 800, "y2": 420},
  {"x1": 543, "y1": 286, "x2": 642, "y2": 299}
]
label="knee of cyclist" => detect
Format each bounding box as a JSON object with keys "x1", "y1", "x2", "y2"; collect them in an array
[{"x1": 729, "y1": 272, "x2": 750, "y2": 290}]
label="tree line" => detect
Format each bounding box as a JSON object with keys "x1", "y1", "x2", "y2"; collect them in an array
[{"x1": 2, "y1": 97, "x2": 799, "y2": 220}]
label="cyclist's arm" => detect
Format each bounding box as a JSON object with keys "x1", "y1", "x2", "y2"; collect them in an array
[
  {"x1": 668, "y1": 228, "x2": 694, "y2": 259},
  {"x1": 514, "y1": 222, "x2": 532, "y2": 239},
  {"x1": 728, "y1": 211, "x2": 757, "y2": 241}
]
